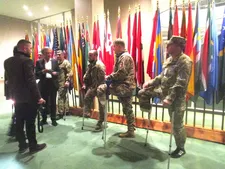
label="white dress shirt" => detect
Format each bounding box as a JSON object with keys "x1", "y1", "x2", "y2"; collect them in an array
[{"x1": 45, "y1": 58, "x2": 52, "y2": 78}]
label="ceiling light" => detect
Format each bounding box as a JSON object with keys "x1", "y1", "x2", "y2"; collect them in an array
[
  {"x1": 44, "y1": 6, "x2": 49, "y2": 11},
  {"x1": 23, "y1": 5, "x2": 28, "y2": 11},
  {"x1": 28, "y1": 11, "x2": 33, "y2": 16}
]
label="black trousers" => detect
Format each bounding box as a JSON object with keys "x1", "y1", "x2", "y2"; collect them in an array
[
  {"x1": 41, "y1": 79, "x2": 57, "y2": 121},
  {"x1": 15, "y1": 103, "x2": 37, "y2": 149}
]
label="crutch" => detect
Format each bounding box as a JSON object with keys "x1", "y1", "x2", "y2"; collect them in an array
[
  {"x1": 102, "y1": 80, "x2": 111, "y2": 148},
  {"x1": 37, "y1": 104, "x2": 44, "y2": 133},
  {"x1": 62, "y1": 88, "x2": 69, "y2": 121},
  {"x1": 167, "y1": 110, "x2": 175, "y2": 169},
  {"x1": 81, "y1": 89, "x2": 86, "y2": 130},
  {"x1": 144, "y1": 99, "x2": 152, "y2": 146}
]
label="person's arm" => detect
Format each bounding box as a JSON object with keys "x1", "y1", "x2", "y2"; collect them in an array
[
  {"x1": 93, "y1": 64, "x2": 105, "y2": 88},
  {"x1": 35, "y1": 61, "x2": 43, "y2": 79},
  {"x1": 65, "y1": 61, "x2": 73, "y2": 81},
  {"x1": 24, "y1": 59, "x2": 42, "y2": 101},
  {"x1": 165, "y1": 59, "x2": 192, "y2": 103},
  {"x1": 107, "y1": 55, "x2": 132, "y2": 81}
]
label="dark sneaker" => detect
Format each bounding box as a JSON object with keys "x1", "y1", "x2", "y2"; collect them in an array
[
  {"x1": 66, "y1": 112, "x2": 72, "y2": 116},
  {"x1": 170, "y1": 147, "x2": 186, "y2": 158},
  {"x1": 52, "y1": 121, "x2": 58, "y2": 126},
  {"x1": 29, "y1": 143, "x2": 47, "y2": 154},
  {"x1": 19, "y1": 143, "x2": 28, "y2": 154},
  {"x1": 56, "y1": 114, "x2": 63, "y2": 120},
  {"x1": 94, "y1": 123, "x2": 103, "y2": 131},
  {"x1": 41, "y1": 120, "x2": 48, "y2": 125},
  {"x1": 119, "y1": 131, "x2": 135, "y2": 138}
]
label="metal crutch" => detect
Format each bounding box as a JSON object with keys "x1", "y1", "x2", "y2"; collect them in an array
[
  {"x1": 81, "y1": 89, "x2": 86, "y2": 130},
  {"x1": 144, "y1": 109, "x2": 152, "y2": 146},
  {"x1": 63, "y1": 88, "x2": 70, "y2": 121},
  {"x1": 167, "y1": 110, "x2": 175, "y2": 169},
  {"x1": 102, "y1": 80, "x2": 111, "y2": 148}
]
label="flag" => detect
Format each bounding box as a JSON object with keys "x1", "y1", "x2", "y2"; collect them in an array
[
  {"x1": 153, "y1": 9, "x2": 163, "y2": 78},
  {"x1": 200, "y1": 1, "x2": 218, "y2": 105},
  {"x1": 66, "y1": 23, "x2": 72, "y2": 63},
  {"x1": 147, "y1": 10, "x2": 157, "y2": 78},
  {"x1": 81, "y1": 23, "x2": 87, "y2": 74},
  {"x1": 46, "y1": 31, "x2": 51, "y2": 47},
  {"x1": 52, "y1": 28, "x2": 59, "y2": 57},
  {"x1": 59, "y1": 26, "x2": 65, "y2": 51},
  {"x1": 105, "y1": 12, "x2": 114, "y2": 75},
  {"x1": 185, "y1": 3, "x2": 194, "y2": 98},
  {"x1": 192, "y1": 1, "x2": 201, "y2": 102},
  {"x1": 180, "y1": 5, "x2": 186, "y2": 38},
  {"x1": 116, "y1": 7, "x2": 122, "y2": 38},
  {"x1": 34, "y1": 33, "x2": 39, "y2": 65},
  {"x1": 70, "y1": 24, "x2": 78, "y2": 90},
  {"x1": 216, "y1": 8, "x2": 225, "y2": 103},
  {"x1": 136, "y1": 8, "x2": 144, "y2": 87},
  {"x1": 25, "y1": 33, "x2": 29, "y2": 41},
  {"x1": 127, "y1": 11, "x2": 131, "y2": 53},
  {"x1": 96, "y1": 19, "x2": 103, "y2": 62},
  {"x1": 131, "y1": 11, "x2": 137, "y2": 75},
  {"x1": 85, "y1": 22, "x2": 90, "y2": 74},
  {"x1": 92, "y1": 20, "x2": 97, "y2": 50},
  {"x1": 168, "y1": 6, "x2": 173, "y2": 40},
  {"x1": 77, "y1": 23, "x2": 83, "y2": 87},
  {"x1": 173, "y1": 5, "x2": 179, "y2": 36}
]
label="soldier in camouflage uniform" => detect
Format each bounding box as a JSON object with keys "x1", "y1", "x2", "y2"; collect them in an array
[
  {"x1": 82, "y1": 50, "x2": 106, "y2": 131},
  {"x1": 56, "y1": 50, "x2": 73, "y2": 119},
  {"x1": 97, "y1": 39, "x2": 136, "y2": 138},
  {"x1": 138, "y1": 36, "x2": 192, "y2": 158}
]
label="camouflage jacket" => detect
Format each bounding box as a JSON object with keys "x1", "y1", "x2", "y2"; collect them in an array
[
  {"x1": 58, "y1": 59, "x2": 73, "y2": 87},
  {"x1": 147, "y1": 53, "x2": 192, "y2": 102},
  {"x1": 83, "y1": 60, "x2": 105, "y2": 89},
  {"x1": 107, "y1": 51, "x2": 136, "y2": 90}
]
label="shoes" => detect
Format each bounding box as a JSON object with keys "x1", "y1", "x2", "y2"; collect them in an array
[
  {"x1": 170, "y1": 147, "x2": 186, "y2": 158},
  {"x1": 19, "y1": 143, "x2": 28, "y2": 154},
  {"x1": 40, "y1": 120, "x2": 48, "y2": 125},
  {"x1": 56, "y1": 114, "x2": 63, "y2": 120},
  {"x1": 83, "y1": 112, "x2": 91, "y2": 118},
  {"x1": 94, "y1": 122, "x2": 103, "y2": 131},
  {"x1": 119, "y1": 131, "x2": 135, "y2": 138},
  {"x1": 29, "y1": 143, "x2": 47, "y2": 154},
  {"x1": 66, "y1": 112, "x2": 72, "y2": 116},
  {"x1": 52, "y1": 120, "x2": 58, "y2": 126}
]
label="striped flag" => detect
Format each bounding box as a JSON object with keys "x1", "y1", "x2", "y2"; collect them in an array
[
  {"x1": 180, "y1": 4, "x2": 186, "y2": 38},
  {"x1": 173, "y1": 4, "x2": 179, "y2": 36}
]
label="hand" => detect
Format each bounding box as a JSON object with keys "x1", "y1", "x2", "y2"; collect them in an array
[
  {"x1": 81, "y1": 84, "x2": 86, "y2": 90},
  {"x1": 42, "y1": 69, "x2": 48, "y2": 73},
  {"x1": 163, "y1": 99, "x2": 172, "y2": 107},
  {"x1": 38, "y1": 98, "x2": 46, "y2": 104},
  {"x1": 64, "y1": 81, "x2": 70, "y2": 87},
  {"x1": 52, "y1": 71, "x2": 57, "y2": 75},
  {"x1": 143, "y1": 82, "x2": 149, "y2": 89}
]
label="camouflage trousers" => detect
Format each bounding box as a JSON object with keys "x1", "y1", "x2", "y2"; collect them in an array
[
  {"x1": 84, "y1": 88, "x2": 105, "y2": 122},
  {"x1": 138, "y1": 86, "x2": 186, "y2": 148},
  {"x1": 97, "y1": 83, "x2": 135, "y2": 131},
  {"x1": 58, "y1": 87, "x2": 69, "y2": 114}
]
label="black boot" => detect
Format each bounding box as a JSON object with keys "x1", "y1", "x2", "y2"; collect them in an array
[{"x1": 170, "y1": 147, "x2": 186, "y2": 158}]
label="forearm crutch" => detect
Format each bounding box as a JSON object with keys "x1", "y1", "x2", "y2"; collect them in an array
[
  {"x1": 102, "y1": 80, "x2": 111, "y2": 148},
  {"x1": 167, "y1": 110, "x2": 175, "y2": 169},
  {"x1": 144, "y1": 98, "x2": 152, "y2": 146},
  {"x1": 63, "y1": 88, "x2": 69, "y2": 121},
  {"x1": 81, "y1": 89, "x2": 86, "y2": 130}
]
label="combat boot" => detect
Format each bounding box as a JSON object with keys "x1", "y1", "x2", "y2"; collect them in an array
[
  {"x1": 94, "y1": 121, "x2": 103, "y2": 131},
  {"x1": 119, "y1": 131, "x2": 135, "y2": 138}
]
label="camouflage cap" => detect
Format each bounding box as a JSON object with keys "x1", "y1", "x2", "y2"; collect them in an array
[{"x1": 167, "y1": 36, "x2": 186, "y2": 48}]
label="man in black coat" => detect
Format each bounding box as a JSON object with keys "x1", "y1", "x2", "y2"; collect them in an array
[
  {"x1": 4, "y1": 39, "x2": 46, "y2": 154},
  {"x1": 35, "y1": 47, "x2": 59, "y2": 126}
]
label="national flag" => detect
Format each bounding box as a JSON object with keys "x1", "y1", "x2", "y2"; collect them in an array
[
  {"x1": 46, "y1": 31, "x2": 50, "y2": 47},
  {"x1": 105, "y1": 11, "x2": 114, "y2": 75},
  {"x1": 96, "y1": 19, "x2": 103, "y2": 62},
  {"x1": 81, "y1": 23, "x2": 87, "y2": 74},
  {"x1": 185, "y1": 2, "x2": 194, "y2": 98},
  {"x1": 180, "y1": 4, "x2": 186, "y2": 38},
  {"x1": 34, "y1": 33, "x2": 39, "y2": 65},
  {"x1": 168, "y1": 6, "x2": 173, "y2": 40},
  {"x1": 59, "y1": 26, "x2": 65, "y2": 51},
  {"x1": 77, "y1": 23, "x2": 83, "y2": 87},
  {"x1": 131, "y1": 11, "x2": 137, "y2": 75},
  {"x1": 66, "y1": 23, "x2": 72, "y2": 63},
  {"x1": 200, "y1": 1, "x2": 218, "y2": 105},
  {"x1": 173, "y1": 5, "x2": 179, "y2": 36},
  {"x1": 70, "y1": 24, "x2": 78, "y2": 90},
  {"x1": 127, "y1": 10, "x2": 131, "y2": 53},
  {"x1": 153, "y1": 9, "x2": 163, "y2": 78},
  {"x1": 92, "y1": 20, "x2": 97, "y2": 50},
  {"x1": 147, "y1": 10, "x2": 157, "y2": 78},
  {"x1": 25, "y1": 33, "x2": 29, "y2": 41},
  {"x1": 85, "y1": 22, "x2": 90, "y2": 73},
  {"x1": 52, "y1": 27, "x2": 59, "y2": 57},
  {"x1": 192, "y1": 1, "x2": 201, "y2": 101},
  {"x1": 136, "y1": 8, "x2": 144, "y2": 87},
  {"x1": 216, "y1": 8, "x2": 225, "y2": 103},
  {"x1": 116, "y1": 6, "x2": 122, "y2": 38}
]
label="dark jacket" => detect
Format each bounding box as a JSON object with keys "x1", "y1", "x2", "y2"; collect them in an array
[
  {"x1": 4, "y1": 52, "x2": 41, "y2": 103},
  {"x1": 35, "y1": 58, "x2": 60, "y2": 90}
]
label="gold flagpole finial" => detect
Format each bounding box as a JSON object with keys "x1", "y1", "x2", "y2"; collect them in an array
[
  {"x1": 104, "y1": 12, "x2": 106, "y2": 20},
  {"x1": 97, "y1": 14, "x2": 99, "y2": 20},
  {"x1": 135, "y1": 5, "x2": 137, "y2": 12},
  {"x1": 169, "y1": 0, "x2": 172, "y2": 7},
  {"x1": 118, "y1": 6, "x2": 120, "y2": 17},
  {"x1": 70, "y1": 20, "x2": 72, "y2": 25},
  {"x1": 107, "y1": 9, "x2": 109, "y2": 17},
  {"x1": 175, "y1": 0, "x2": 177, "y2": 6},
  {"x1": 60, "y1": 23, "x2": 62, "y2": 27},
  {"x1": 66, "y1": 20, "x2": 68, "y2": 25},
  {"x1": 128, "y1": 5, "x2": 131, "y2": 14},
  {"x1": 86, "y1": 16, "x2": 88, "y2": 23},
  {"x1": 81, "y1": 16, "x2": 84, "y2": 23},
  {"x1": 157, "y1": 0, "x2": 159, "y2": 9},
  {"x1": 138, "y1": 4, "x2": 141, "y2": 11}
]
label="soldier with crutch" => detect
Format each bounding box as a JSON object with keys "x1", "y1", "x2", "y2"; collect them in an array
[{"x1": 138, "y1": 36, "x2": 192, "y2": 158}]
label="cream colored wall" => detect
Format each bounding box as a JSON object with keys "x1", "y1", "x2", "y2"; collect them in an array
[{"x1": 0, "y1": 15, "x2": 31, "y2": 80}]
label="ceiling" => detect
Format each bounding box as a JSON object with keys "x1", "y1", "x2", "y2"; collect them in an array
[{"x1": 0, "y1": 0, "x2": 74, "y2": 21}]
